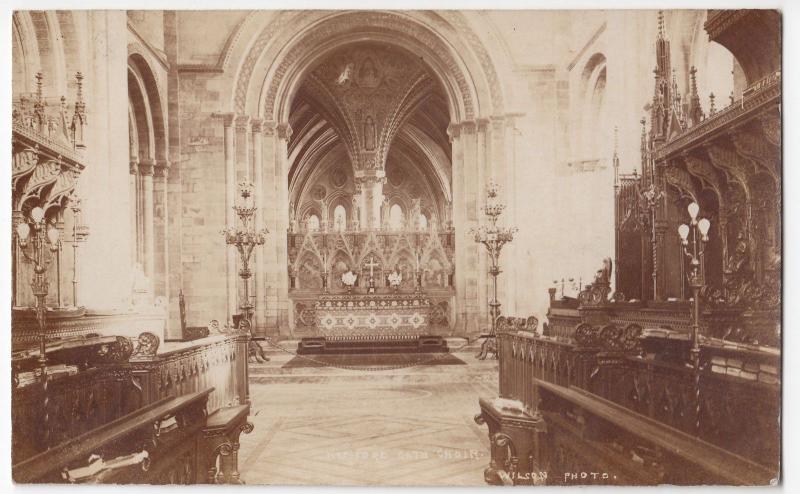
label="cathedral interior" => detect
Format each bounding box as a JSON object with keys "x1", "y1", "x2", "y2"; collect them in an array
[{"x1": 9, "y1": 9, "x2": 782, "y2": 486}]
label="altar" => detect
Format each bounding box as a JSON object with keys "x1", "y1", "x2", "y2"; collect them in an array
[{"x1": 314, "y1": 292, "x2": 431, "y2": 336}]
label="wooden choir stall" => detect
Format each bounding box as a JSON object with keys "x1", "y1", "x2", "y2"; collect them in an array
[
  {"x1": 474, "y1": 9, "x2": 781, "y2": 486},
  {"x1": 11, "y1": 71, "x2": 255, "y2": 484},
  {"x1": 12, "y1": 322, "x2": 254, "y2": 484}
]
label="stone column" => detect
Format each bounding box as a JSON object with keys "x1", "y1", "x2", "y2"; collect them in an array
[
  {"x1": 75, "y1": 11, "x2": 134, "y2": 310},
  {"x1": 140, "y1": 159, "x2": 156, "y2": 292},
  {"x1": 260, "y1": 122, "x2": 279, "y2": 335},
  {"x1": 475, "y1": 119, "x2": 490, "y2": 328},
  {"x1": 251, "y1": 118, "x2": 266, "y2": 333},
  {"x1": 459, "y1": 120, "x2": 484, "y2": 334},
  {"x1": 222, "y1": 113, "x2": 238, "y2": 320},
  {"x1": 448, "y1": 122, "x2": 474, "y2": 335},
  {"x1": 354, "y1": 170, "x2": 386, "y2": 229},
  {"x1": 154, "y1": 161, "x2": 170, "y2": 308},
  {"x1": 275, "y1": 123, "x2": 292, "y2": 335},
  {"x1": 129, "y1": 159, "x2": 139, "y2": 266},
  {"x1": 164, "y1": 9, "x2": 184, "y2": 336}
]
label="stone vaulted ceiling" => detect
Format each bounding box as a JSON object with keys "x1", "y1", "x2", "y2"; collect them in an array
[{"x1": 288, "y1": 42, "x2": 452, "y2": 207}]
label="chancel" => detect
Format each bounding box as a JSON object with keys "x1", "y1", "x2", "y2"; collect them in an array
[{"x1": 9, "y1": 7, "x2": 781, "y2": 487}]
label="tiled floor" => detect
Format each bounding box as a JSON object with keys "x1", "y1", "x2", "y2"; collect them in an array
[{"x1": 238, "y1": 347, "x2": 499, "y2": 486}]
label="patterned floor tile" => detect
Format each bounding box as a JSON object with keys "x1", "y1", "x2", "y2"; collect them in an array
[{"x1": 239, "y1": 352, "x2": 497, "y2": 485}]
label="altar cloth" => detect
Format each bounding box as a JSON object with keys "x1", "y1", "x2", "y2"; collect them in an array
[{"x1": 314, "y1": 293, "x2": 431, "y2": 335}]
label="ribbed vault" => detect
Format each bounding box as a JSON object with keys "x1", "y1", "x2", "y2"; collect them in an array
[{"x1": 287, "y1": 41, "x2": 452, "y2": 229}]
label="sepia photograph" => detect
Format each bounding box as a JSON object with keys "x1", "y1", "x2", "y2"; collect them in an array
[{"x1": 3, "y1": 2, "x2": 789, "y2": 489}]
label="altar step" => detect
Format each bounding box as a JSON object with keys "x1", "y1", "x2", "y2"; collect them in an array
[
  {"x1": 248, "y1": 339, "x2": 495, "y2": 385},
  {"x1": 254, "y1": 337, "x2": 476, "y2": 356}
]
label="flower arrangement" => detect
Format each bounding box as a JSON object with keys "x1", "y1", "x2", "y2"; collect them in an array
[
  {"x1": 341, "y1": 270, "x2": 357, "y2": 287},
  {"x1": 388, "y1": 270, "x2": 403, "y2": 288}
]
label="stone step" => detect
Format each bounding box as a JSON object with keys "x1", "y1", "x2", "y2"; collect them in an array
[
  {"x1": 253, "y1": 337, "x2": 478, "y2": 355},
  {"x1": 248, "y1": 353, "x2": 493, "y2": 375},
  {"x1": 249, "y1": 370, "x2": 499, "y2": 385}
]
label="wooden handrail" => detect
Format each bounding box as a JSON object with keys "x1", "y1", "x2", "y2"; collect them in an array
[
  {"x1": 536, "y1": 380, "x2": 775, "y2": 485},
  {"x1": 13, "y1": 388, "x2": 213, "y2": 483}
]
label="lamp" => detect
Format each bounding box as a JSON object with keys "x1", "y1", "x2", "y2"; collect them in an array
[
  {"x1": 678, "y1": 201, "x2": 710, "y2": 369},
  {"x1": 15, "y1": 206, "x2": 61, "y2": 448},
  {"x1": 470, "y1": 180, "x2": 517, "y2": 360},
  {"x1": 687, "y1": 202, "x2": 699, "y2": 221}
]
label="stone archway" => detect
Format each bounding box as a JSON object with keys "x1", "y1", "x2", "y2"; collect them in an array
[{"x1": 227, "y1": 11, "x2": 518, "y2": 338}]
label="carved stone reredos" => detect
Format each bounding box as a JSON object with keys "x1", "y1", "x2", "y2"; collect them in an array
[{"x1": 301, "y1": 42, "x2": 437, "y2": 173}]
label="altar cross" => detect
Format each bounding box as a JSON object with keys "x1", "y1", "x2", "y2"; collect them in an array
[{"x1": 365, "y1": 256, "x2": 380, "y2": 279}]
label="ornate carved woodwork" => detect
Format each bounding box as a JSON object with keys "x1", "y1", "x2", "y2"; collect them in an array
[
  {"x1": 12, "y1": 331, "x2": 253, "y2": 483},
  {"x1": 477, "y1": 331, "x2": 779, "y2": 485},
  {"x1": 474, "y1": 398, "x2": 547, "y2": 485},
  {"x1": 13, "y1": 389, "x2": 213, "y2": 484},
  {"x1": 616, "y1": 12, "x2": 780, "y2": 329},
  {"x1": 11, "y1": 308, "x2": 167, "y2": 350}
]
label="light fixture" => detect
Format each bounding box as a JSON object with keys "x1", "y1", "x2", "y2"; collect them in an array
[
  {"x1": 47, "y1": 226, "x2": 60, "y2": 246},
  {"x1": 31, "y1": 206, "x2": 45, "y2": 223},
  {"x1": 16, "y1": 222, "x2": 30, "y2": 241},
  {"x1": 687, "y1": 202, "x2": 699, "y2": 222},
  {"x1": 678, "y1": 202, "x2": 711, "y2": 371},
  {"x1": 678, "y1": 224, "x2": 690, "y2": 243},
  {"x1": 698, "y1": 218, "x2": 711, "y2": 240},
  {"x1": 14, "y1": 206, "x2": 62, "y2": 449}
]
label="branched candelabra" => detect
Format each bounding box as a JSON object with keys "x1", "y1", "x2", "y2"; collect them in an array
[
  {"x1": 678, "y1": 202, "x2": 711, "y2": 368},
  {"x1": 222, "y1": 183, "x2": 268, "y2": 324},
  {"x1": 15, "y1": 206, "x2": 61, "y2": 448},
  {"x1": 471, "y1": 181, "x2": 517, "y2": 359}
]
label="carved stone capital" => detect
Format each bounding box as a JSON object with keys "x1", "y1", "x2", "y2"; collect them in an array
[
  {"x1": 129, "y1": 160, "x2": 139, "y2": 175},
  {"x1": 138, "y1": 159, "x2": 156, "y2": 176},
  {"x1": 214, "y1": 112, "x2": 237, "y2": 128},
  {"x1": 461, "y1": 120, "x2": 477, "y2": 135},
  {"x1": 277, "y1": 123, "x2": 293, "y2": 140},
  {"x1": 250, "y1": 118, "x2": 264, "y2": 134},
  {"x1": 235, "y1": 115, "x2": 251, "y2": 132},
  {"x1": 154, "y1": 165, "x2": 169, "y2": 179},
  {"x1": 446, "y1": 122, "x2": 461, "y2": 142},
  {"x1": 489, "y1": 115, "x2": 505, "y2": 132}
]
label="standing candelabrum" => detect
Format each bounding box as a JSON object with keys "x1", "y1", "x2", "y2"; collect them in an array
[
  {"x1": 222, "y1": 183, "x2": 268, "y2": 325},
  {"x1": 678, "y1": 202, "x2": 711, "y2": 368},
  {"x1": 15, "y1": 206, "x2": 61, "y2": 448},
  {"x1": 470, "y1": 181, "x2": 517, "y2": 357}
]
